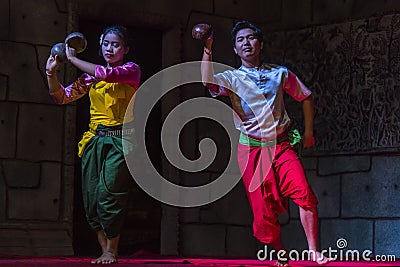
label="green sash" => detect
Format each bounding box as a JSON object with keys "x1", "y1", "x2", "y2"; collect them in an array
[{"x1": 239, "y1": 129, "x2": 302, "y2": 147}]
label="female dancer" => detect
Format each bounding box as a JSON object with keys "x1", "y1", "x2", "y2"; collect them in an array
[{"x1": 46, "y1": 25, "x2": 140, "y2": 264}]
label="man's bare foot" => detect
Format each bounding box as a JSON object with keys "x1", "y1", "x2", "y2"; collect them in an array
[
  {"x1": 91, "y1": 251, "x2": 118, "y2": 264},
  {"x1": 275, "y1": 259, "x2": 289, "y2": 266},
  {"x1": 310, "y1": 251, "x2": 332, "y2": 265}
]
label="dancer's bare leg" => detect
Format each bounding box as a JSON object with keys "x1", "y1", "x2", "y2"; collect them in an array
[
  {"x1": 299, "y1": 207, "x2": 331, "y2": 265},
  {"x1": 91, "y1": 231, "x2": 119, "y2": 264},
  {"x1": 271, "y1": 238, "x2": 289, "y2": 266},
  {"x1": 97, "y1": 230, "x2": 108, "y2": 252}
]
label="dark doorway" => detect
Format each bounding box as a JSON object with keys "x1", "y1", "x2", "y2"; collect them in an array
[{"x1": 72, "y1": 20, "x2": 163, "y2": 257}]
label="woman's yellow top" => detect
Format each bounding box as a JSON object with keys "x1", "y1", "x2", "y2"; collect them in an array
[{"x1": 49, "y1": 62, "x2": 141, "y2": 157}]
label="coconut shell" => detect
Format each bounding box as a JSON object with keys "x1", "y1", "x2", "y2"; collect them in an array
[
  {"x1": 65, "y1": 32, "x2": 87, "y2": 53},
  {"x1": 192, "y1": 23, "x2": 213, "y2": 40},
  {"x1": 50, "y1": 42, "x2": 67, "y2": 62}
]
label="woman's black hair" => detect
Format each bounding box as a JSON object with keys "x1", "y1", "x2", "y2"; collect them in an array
[
  {"x1": 99, "y1": 25, "x2": 132, "y2": 57},
  {"x1": 231, "y1": 20, "x2": 264, "y2": 47}
]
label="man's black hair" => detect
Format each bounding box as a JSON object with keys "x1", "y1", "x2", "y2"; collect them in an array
[{"x1": 231, "y1": 20, "x2": 264, "y2": 47}]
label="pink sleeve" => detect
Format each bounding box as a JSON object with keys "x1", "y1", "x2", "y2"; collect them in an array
[
  {"x1": 283, "y1": 70, "x2": 312, "y2": 102},
  {"x1": 49, "y1": 73, "x2": 95, "y2": 104},
  {"x1": 95, "y1": 62, "x2": 141, "y2": 89}
]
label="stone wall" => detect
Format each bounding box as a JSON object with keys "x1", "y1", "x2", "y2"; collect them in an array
[
  {"x1": 0, "y1": 0, "x2": 74, "y2": 255},
  {"x1": 282, "y1": 156, "x2": 400, "y2": 258}
]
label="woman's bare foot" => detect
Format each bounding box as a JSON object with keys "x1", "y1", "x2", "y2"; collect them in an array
[
  {"x1": 91, "y1": 251, "x2": 117, "y2": 264},
  {"x1": 91, "y1": 232, "x2": 120, "y2": 264}
]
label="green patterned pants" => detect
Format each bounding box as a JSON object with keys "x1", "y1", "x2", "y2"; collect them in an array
[{"x1": 81, "y1": 125, "x2": 134, "y2": 238}]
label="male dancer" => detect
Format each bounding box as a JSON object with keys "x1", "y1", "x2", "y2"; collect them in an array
[{"x1": 200, "y1": 21, "x2": 330, "y2": 266}]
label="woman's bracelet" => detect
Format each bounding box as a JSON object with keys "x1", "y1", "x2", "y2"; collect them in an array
[
  {"x1": 204, "y1": 47, "x2": 212, "y2": 55},
  {"x1": 46, "y1": 71, "x2": 55, "y2": 77}
]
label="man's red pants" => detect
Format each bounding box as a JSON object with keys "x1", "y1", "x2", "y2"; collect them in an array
[{"x1": 237, "y1": 140, "x2": 318, "y2": 244}]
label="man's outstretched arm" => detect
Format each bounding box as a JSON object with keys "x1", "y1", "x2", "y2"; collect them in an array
[
  {"x1": 302, "y1": 95, "x2": 315, "y2": 148},
  {"x1": 201, "y1": 38, "x2": 219, "y2": 93}
]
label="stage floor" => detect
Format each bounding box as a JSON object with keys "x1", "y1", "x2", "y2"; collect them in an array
[{"x1": 0, "y1": 256, "x2": 399, "y2": 267}]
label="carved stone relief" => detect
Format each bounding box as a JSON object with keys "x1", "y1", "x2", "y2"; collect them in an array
[{"x1": 265, "y1": 14, "x2": 400, "y2": 155}]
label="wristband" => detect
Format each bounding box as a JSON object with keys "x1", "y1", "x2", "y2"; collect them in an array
[
  {"x1": 46, "y1": 71, "x2": 55, "y2": 77},
  {"x1": 204, "y1": 47, "x2": 212, "y2": 55}
]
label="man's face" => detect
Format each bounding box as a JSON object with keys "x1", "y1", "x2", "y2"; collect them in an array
[{"x1": 234, "y1": 28, "x2": 263, "y2": 61}]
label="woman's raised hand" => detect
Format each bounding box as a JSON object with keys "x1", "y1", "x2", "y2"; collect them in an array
[{"x1": 46, "y1": 54, "x2": 60, "y2": 75}]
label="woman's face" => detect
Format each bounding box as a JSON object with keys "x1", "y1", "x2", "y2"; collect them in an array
[{"x1": 101, "y1": 32, "x2": 129, "y2": 67}]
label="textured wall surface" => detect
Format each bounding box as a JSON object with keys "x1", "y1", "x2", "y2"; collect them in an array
[
  {"x1": 266, "y1": 14, "x2": 400, "y2": 155},
  {"x1": 0, "y1": 0, "x2": 73, "y2": 256}
]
